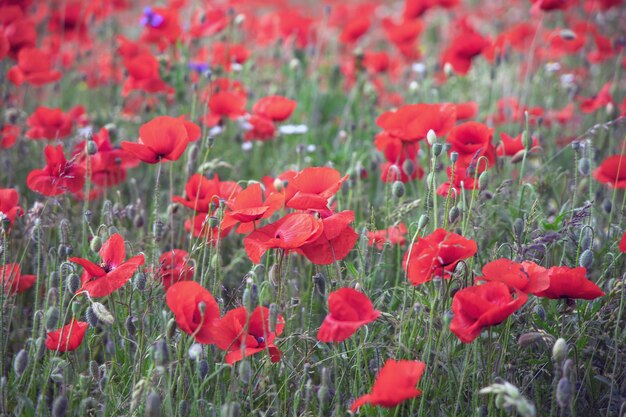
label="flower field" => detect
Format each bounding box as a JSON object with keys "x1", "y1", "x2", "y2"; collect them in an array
[{"x1": 1, "y1": 0, "x2": 625, "y2": 416}]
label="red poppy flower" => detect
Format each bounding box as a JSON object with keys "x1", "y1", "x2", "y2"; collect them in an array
[
  {"x1": 535, "y1": 266, "x2": 604, "y2": 300},
  {"x1": 25, "y1": 106, "x2": 75, "y2": 140},
  {"x1": 477, "y1": 259, "x2": 550, "y2": 295},
  {"x1": 440, "y1": 30, "x2": 489, "y2": 75},
  {"x1": 73, "y1": 128, "x2": 139, "y2": 187},
  {"x1": 285, "y1": 167, "x2": 349, "y2": 212},
  {"x1": 166, "y1": 281, "x2": 220, "y2": 344},
  {"x1": 252, "y1": 96, "x2": 297, "y2": 122},
  {"x1": 1, "y1": 263, "x2": 36, "y2": 295},
  {"x1": 619, "y1": 232, "x2": 626, "y2": 253},
  {"x1": 121, "y1": 53, "x2": 174, "y2": 96},
  {"x1": 300, "y1": 210, "x2": 359, "y2": 265},
  {"x1": 497, "y1": 132, "x2": 540, "y2": 157},
  {"x1": 221, "y1": 183, "x2": 283, "y2": 234},
  {"x1": 593, "y1": 155, "x2": 626, "y2": 189},
  {"x1": 368, "y1": 223, "x2": 407, "y2": 250},
  {"x1": 7, "y1": 47, "x2": 62, "y2": 86},
  {"x1": 1, "y1": 124, "x2": 19, "y2": 149},
  {"x1": 210, "y1": 306, "x2": 285, "y2": 365},
  {"x1": 48, "y1": 0, "x2": 90, "y2": 40},
  {"x1": 587, "y1": 33, "x2": 616, "y2": 64},
  {"x1": 69, "y1": 233, "x2": 145, "y2": 298},
  {"x1": 339, "y1": 15, "x2": 370, "y2": 44},
  {"x1": 0, "y1": 188, "x2": 23, "y2": 228},
  {"x1": 244, "y1": 115, "x2": 276, "y2": 141},
  {"x1": 244, "y1": 213, "x2": 324, "y2": 264},
  {"x1": 376, "y1": 103, "x2": 456, "y2": 143},
  {"x1": 317, "y1": 288, "x2": 380, "y2": 343},
  {"x1": 450, "y1": 281, "x2": 528, "y2": 343},
  {"x1": 204, "y1": 91, "x2": 247, "y2": 126},
  {"x1": 156, "y1": 250, "x2": 194, "y2": 290},
  {"x1": 45, "y1": 319, "x2": 88, "y2": 352},
  {"x1": 381, "y1": 17, "x2": 423, "y2": 53},
  {"x1": 173, "y1": 174, "x2": 242, "y2": 213},
  {"x1": 446, "y1": 122, "x2": 496, "y2": 169},
  {"x1": 121, "y1": 116, "x2": 191, "y2": 164},
  {"x1": 351, "y1": 359, "x2": 426, "y2": 412},
  {"x1": 140, "y1": 6, "x2": 181, "y2": 49},
  {"x1": 403, "y1": 228, "x2": 477, "y2": 286},
  {"x1": 579, "y1": 82, "x2": 613, "y2": 113},
  {"x1": 26, "y1": 144, "x2": 86, "y2": 196},
  {"x1": 211, "y1": 42, "x2": 250, "y2": 70}
]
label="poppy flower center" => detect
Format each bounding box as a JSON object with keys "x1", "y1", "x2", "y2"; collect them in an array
[
  {"x1": 100, "y1": 263, "x2": 113, "y2": 273},
  {"x1": 255, "y1": 336, "x2": 265, "y2": 345}
]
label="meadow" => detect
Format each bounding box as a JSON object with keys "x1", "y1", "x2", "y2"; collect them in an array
[{"x1": 0, "y1": 0, "x2": 625, "y2": 416}]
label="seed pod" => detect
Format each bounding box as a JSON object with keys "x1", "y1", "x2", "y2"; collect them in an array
[
  {"x1": 556, "y1": 378, "x2": 572, "y2": 408},
  {"x1": 552, "y1": 338, "x2": 568, "y2": 363},
  {"x1": 578, "y1": 249, "x2": 593, "y2": 269},
  {"x1": 13, "y1": 349, "x2": 28, "y2": 377},
  {"x1": 450, "y1": 151, "x2": 459, "y2": 163},
  {"x1": 432, "y1": 142, "x2": 443, "y2": 157},
  {"x1": 145, "y1": 391, "x2": 162, "y2": 417},
  {"x1": 86, "y1": 140, "x2": 98, "y2": 155},
  {"x1": 392, "y1": 181, "x2": 405, "y2": 198},
  {"x1": 85, "y1": 306, "x2": 99, "y2": 327},
  {"x1": 52, "y1": 395, "x2": 68, "y2": 417}
]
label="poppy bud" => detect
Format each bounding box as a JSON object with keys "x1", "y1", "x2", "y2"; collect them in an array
[
  {"x1": 601, "y1": 198, "x2": 612, "y2": 214},
  {"x1": 402, "y1": 159, "x2": 416, "y2": 176},
  {"x1": 579, "y1": 249, "x2": 593, "y2": 269},
  {"x1": 88, "y1": 360, "x2": 101, "y2": 381},
  {"x1": 85, "y1": 306, "x2": 99, "y2": 327},
  {"x1": 513, "y1": 218, "x2": 525, "y2": 239},
  {"x1": 145, "y1": 391, "x2": 162, "y2": 417},
  {"x1": 66, "y1": 273, "x2": 81, "y2": 294},
  {"x1": 552, "y1": 338, "x2": 568, "y2": 363},
  {"x1": 562, "y1": 359, "x2": 575, "y2": 379},
  {"x1": 13, "y1": 349, "x2": 28, "y2": 378},
  {"x1": 198, "y1": 359, "x2": 209, "y2": 379},
  {"x1": 533, "y1": 304, "x2": 546, "y2": 321},
  {"x1": 188, "y1": 343, "x2": 202, "y2": 361},
  {"x1": 208, "y1": 216, "x2": 220, "y2": 227},
  {"x1": 154, "y1": 340, "x2": 169, "y2": 367},
  {"x1": 449, "y1": 206, "x2": 460, "y2": 224},
  {"x1": 166, "y1": 318, "x2": 177, "y2": 340},
  {"x1": 45, "y1": 307, "x2": 60, "y2": 330},
  {"x1": 418, "y1": 214, "x2": 429, "y2": 229},
  {"x1": 133, "y1": 213, "x2": 145, "y2": 228},
  {"x1": 478, "y1": 171, "x2": 489, "y2": 191},
  {"x1": 556, "y1": 378, "x2": 572, "y2": 408},
  {"x1": 86, "y1": 140, "x2": 98, "y2": 155},
  {"x1": 427, "y1": 129, "x2": 437, "y2": 146},
  {"x1": 312, "y1": 272, "x2": 326, "y2": 296},
  {"x1": 392, "y1": 181, "x2": 405, "y2": 198},
  {"x1": 52, "y1": 395, "x2": 68, "y2": 417},
  {"x1": 450, "y1": 151, "x2": 459, "y2": 163},
  {"x1": 178, "y1": 400, "x2": 189, "y2": 416},
  {"x1": 577, "y1": 158, "x2": 590, "y2": 176},
  {"x1": 134, "y1": 272, "x2": 147, "y2": 291},
  {"x1": 91, "y1": 302, "x2": 114, "y2": 325}
]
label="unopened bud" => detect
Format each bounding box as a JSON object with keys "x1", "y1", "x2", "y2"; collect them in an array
[
  {"x1": 556, "y1": 377, "x2": 572, "y2": 408},
  {"x1": 513, "y1": 218, "x2": 525, "y2": 239},
  {"x1": 91, "y1": 302, "x2": 114, "y2": 325},
  {"x1": 238, "y1": 360, "x2": 252, "y2": 384},
  {"x1": 67, "y1": 273, "x2": 81, "y2": 294},
  {"x1": 427, "y1": 129, "x2": 437, "y2": 146},
  {"x1": 269, "y1": 303, "x2": 279, "y2": 333},
  {"x1": 145, "y1": 391, "x2": 162, "y2": 417},
  {"x1": 418, "y1": 214, "x2": 429, "y2": 229},
  {"x1": 552, "y1": 338, "x2": 568, "y2": 363},
  {"x1": 578, "y1": 249, "x2": 593, "y2": 269},
  {"x1": 577, "y1": 158, "x2": 590, "y2": 176},
  {"x1": 52, "y1": 395, "x2": 68, "y2": 417},
  {"x1": 432, "y1": 142, "x2": 442, "y2": 157},
  {"x1": 13, "y1": 349, "x2": 28, "y2": 377},
  {"x1": 392, "y1": 181, "x2": 405, "y2": 198},
  {"x1": 90, "y1": 236, "x2": 102, "y2": 253}
]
